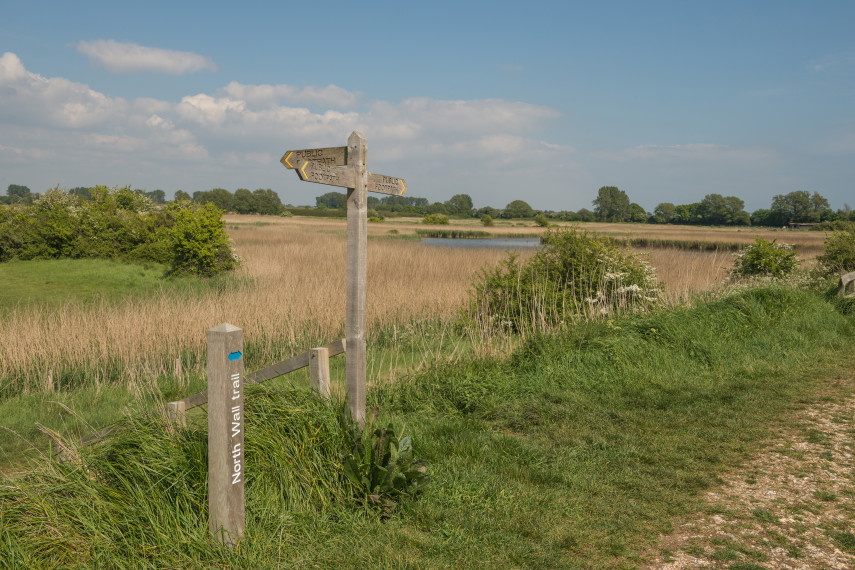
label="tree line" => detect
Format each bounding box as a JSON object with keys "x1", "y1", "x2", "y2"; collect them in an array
[
  {"x1": 1, "y1": 185, "x2": 285, "y2": 216},
  {"x1": 5, "y1": 184, "x2": 854, "y2": 226}
]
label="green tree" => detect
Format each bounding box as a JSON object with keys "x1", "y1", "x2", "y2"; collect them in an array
[
  {"x1": 252, "y1": 189, "x2": 283, "y2": 215},
  {"x1": 770, "y1": 191, "x2": 831, "y2": 224},
  {"x1": 699, "y1": 194, "x2": 748, "y2": 225},
  {"x1": 444, "y1": 194, "x2": 474, "y2": 216},
  {"x1": 144, "y1": 189, "x2": 166, "y2": 204},
  {"x1": 69, "y1": 187, "x2": 92, "y2": 200},
  {"x1": 575, "y1": 208, "x2": 595, "y2": 222},
  {"x1": 426, "y1": 202, "x2": 449, "y2": 215},
  {"x1": 652, "y1": 203, "x2": 676, "y2": 224},
  {"x1": 7, "y1": 184, "x2": 32, "y2": 204},
  {"x1": 196, "y1": 188, "x2": 233, "y2": 211},
  {"x1": 316, "y1": 191, "x2": 347, "y2": 209},
  {"x1": 629, "y1": 203, "x2": 647, "y2": 223},
  {"x1": 174, "y1": 190, "x2": 191, "y2": 202},
  {"x1": 671, "y1": 203, "x2": 703, "y2": 224},
  {"x1": 476, "y1": 206, "x2": 500, "y2": 219},
  {"x1": 502, "y1": 200, "x2": 534, "y2": 219},
  {"x1": 233, "y1": 189, "x2": 255, "y2": 214},
  {"x1": 592, "y1": 186, "x2": 631, "y2": 222}
]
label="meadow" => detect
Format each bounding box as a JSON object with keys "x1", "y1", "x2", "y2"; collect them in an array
[{"x1": 2, "y1": 216, "x2": 853, "y2": 568}]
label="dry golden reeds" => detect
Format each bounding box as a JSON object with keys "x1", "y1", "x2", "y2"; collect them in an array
[{"x1": 0, "y1": 216, "x2": 763, "y2": 395}]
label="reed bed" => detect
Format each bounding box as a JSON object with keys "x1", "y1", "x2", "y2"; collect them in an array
[
  {"x1": 0, "y1": 218, "x2": 530, "y2": 396},
  {"x1": 2, "y1": 215, "x2": 789, "y2": 397}
]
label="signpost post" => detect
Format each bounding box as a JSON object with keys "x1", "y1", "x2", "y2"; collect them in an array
[{"x1": 282, "y1": 132, "x2": 406, "y2": 426}]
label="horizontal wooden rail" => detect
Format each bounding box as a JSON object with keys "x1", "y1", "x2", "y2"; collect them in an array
[
  {"x1": 169, "y1": 338, "x2": 345, "y2": 413},
  {"x1": 75, "y1": 339, "x2": 346, "y2": 449}
]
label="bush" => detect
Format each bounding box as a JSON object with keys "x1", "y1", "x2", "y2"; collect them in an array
[
  {"x1": 534, "y1": 214, "x2": 550, "y2": 227},
  {"x1": 465, "y1": 227, "x2": 661, "y2": 333},
  {"x1": 422, "y1": 213, "x2": 449, "y2": 225},
  {"x1": 817, "y1": 230, "x2": 855, "y2": 276},
  {"x1": 168, "y1": 202, "x2": 238, "y2": 277},
  {"x1": 730, "y1": 238, "x2": 799, "y2": 279},
  {"x1": 481, "y1": 214, "x2": 494, "y2": 227},
  {"x1": 0, "y1": 186, "x2": 238, "y2": 277}
]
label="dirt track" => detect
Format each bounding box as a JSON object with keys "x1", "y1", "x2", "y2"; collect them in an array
[{"x1": 647, "y1": 376, "x2": 855, "y2": 569}]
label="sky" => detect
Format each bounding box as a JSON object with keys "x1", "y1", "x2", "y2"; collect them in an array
[{"x1": 1, "y1": 1, "x2": 853, "y2": 213}]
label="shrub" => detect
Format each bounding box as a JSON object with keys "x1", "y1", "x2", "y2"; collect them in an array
[
  {"x1": 168, "y1": 202, "x2": 239, "y2": 277},
  {"x1": 730, "y1": 238, "x2": 799, "y2": 279},
  {"x1": 481, "y1": 214, "x2": 494, "y2": 227},
  {"x1": 422, "y1": 213, "x2": 449, "y2": 225},
  {"x1": 817, "y1": 230, "x2": 855, "y2": 276},
  {"x1": 465, "y1": 227, "x2": 661, "y2": 333},
  {"x1": 534, "y1": 214, "x2": 550, "y2": 227}
]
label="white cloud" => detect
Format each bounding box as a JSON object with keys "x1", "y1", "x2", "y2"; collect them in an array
[
  {"x1": 0, "y1": 52, "x2": 127, "y2": 128},
  {"x1": 598, "y1": 143, "x2": 776, "y2": 164},
  {"x1": 76, "y1": 40, "x2": 217, "y2": 74},
  {"x1": 220, "y1": 81, "x2": 361, "y2": 109},
  {"x1": 0, "y1": 52, "x2": 570, "y2": 205}
]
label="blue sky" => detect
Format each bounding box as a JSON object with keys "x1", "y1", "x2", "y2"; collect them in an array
[{"x1": 1, "y1": 1, "x2": 853, "y2": 213}]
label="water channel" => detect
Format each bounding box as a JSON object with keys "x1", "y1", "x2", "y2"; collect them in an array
[{"x1": 419, "y1": 237, "x2": 542, "y2": 250}]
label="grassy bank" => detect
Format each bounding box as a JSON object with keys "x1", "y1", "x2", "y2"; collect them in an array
[{"x1": 2, "y1": 285, "x2": 853, "y2": 567}]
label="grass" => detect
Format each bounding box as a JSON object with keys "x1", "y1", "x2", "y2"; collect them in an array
[
  {"x1": 0, "y1": 258, "x2": 170, "y2": 309},
  {"x1": 1, "y1": 285, "x2": 854, "y2": 567}
]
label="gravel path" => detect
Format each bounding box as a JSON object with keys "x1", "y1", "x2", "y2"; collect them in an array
[{"x1": 646, "y1": 376, "x2": 855, "y2": 569}]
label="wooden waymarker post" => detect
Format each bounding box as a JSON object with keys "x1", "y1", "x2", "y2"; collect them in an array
[
  {"x1": 207, "y1": 322, "x2": 245, "y2": 546},
  {"x1": 283, "y1": 132, "x2": 406, "y2": 426}
]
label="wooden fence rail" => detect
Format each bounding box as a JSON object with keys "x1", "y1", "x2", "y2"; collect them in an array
[{"x1": 79, "y1": 338, "x2": 346, "y2": 445}]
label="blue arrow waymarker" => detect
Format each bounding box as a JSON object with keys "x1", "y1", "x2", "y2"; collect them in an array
[{"x1": 228, "y1": 351, "x2": 243, "y2": 362}]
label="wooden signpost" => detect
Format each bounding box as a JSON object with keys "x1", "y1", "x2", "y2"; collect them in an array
[
  {"x1": 207, "y1": 323, "x2": 245, "y2": 546},
  {"x1": 282, "y1": 132, "x2": 406, "y2": 426}
]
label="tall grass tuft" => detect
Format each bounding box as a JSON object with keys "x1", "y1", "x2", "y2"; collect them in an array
[{"x1": 0, "y1": 385, "x2": 362, "y2": 567}]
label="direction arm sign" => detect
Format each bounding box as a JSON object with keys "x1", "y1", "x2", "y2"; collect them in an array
[
  {"x1": 281, "y1": 147, "x2": 347, "y2": 169},
  {"x1": 367, "y1": 173, "x2": 407, "y2": 196},
  {"x1": 296, "y1": 161, "x2": 356, "y2": 188}
]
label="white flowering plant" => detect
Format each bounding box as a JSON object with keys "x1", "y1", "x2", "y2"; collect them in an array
[{"x1": 465, "y1": 227, "x2": 662, "y2": 333}]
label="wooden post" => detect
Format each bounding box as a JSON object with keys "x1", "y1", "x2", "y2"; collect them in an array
[
  {"x1": 207, "y1": 323, "x2": 245, "y2": 546},
  {"x1": 346, "y1": 131, "x2": 368, "y2": 427},
  {"x1": 310, "y1": 347, "x2": 331, "y2": 398},
  {"x1": 839, "y1": 271, "x2": 855, "y2": 299},
  {"x1": 166, "y1": 400, "x2": 187, "y2": 426}
]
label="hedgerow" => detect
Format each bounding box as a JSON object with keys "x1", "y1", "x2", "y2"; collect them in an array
[{"x1": 0, "y1": 186, "x2": 238, "y2": 276}]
